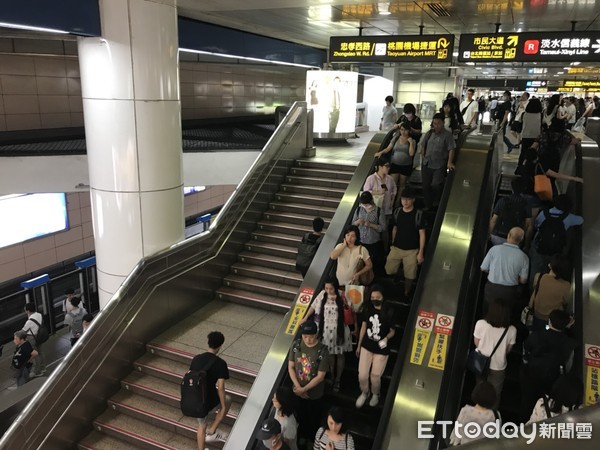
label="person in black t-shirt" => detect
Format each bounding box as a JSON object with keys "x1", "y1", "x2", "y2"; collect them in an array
[
  {"x1": 384, "y1": 188, "x2": 426, "y2": 299},
  {"x1": 296, "y1": 217, "x2": 324, "y2": 277},
  {"x1": 497, "y1": 90, "x2": 516, "y2": 154},
  {"x1": 489, "y1": 178, "x2": 532, "y2": 247},
  {"x1": 355, "y1": 285, "x2": 396, "y2": 409},
  {"x1": 394, "y1": 103, "x2": 423, "y2": 144},
  {"x1": 192, "y1": 331, "x2": 231, "y2": 448},
  {"x1": 11, "y1": 330, "x2": 37, "y2": 386}
]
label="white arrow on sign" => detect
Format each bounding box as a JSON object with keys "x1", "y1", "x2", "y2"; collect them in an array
[{"x1": 592, "y1": 39, "x2": 600, "y2": 53}]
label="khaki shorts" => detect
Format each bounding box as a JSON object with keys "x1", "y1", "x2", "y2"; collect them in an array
[
  {"x1": 197, "y1": 394, "x2": 232, "y2": 426},
  {"x1": 385, "y1": 247, "x2": 418, "y2": 280}
]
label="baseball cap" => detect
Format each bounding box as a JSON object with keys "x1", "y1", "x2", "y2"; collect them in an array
[
  {"x1": 300, "y1": 321, "x2": 318, "y2": 335},
  {"x1": 256, "y1": 417, "x2": 281, "y2": 440}
]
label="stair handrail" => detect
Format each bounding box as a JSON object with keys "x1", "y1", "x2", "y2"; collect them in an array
[{"x1": 0, "y1": 102, "x2": 310, "y2": 449}]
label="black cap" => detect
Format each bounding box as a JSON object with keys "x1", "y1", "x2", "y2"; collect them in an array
[
  {"x1": 256, "y1": 418, "x2": 281, "y2": 439},
  {"x1": 300, "y1": 321, "x2": 318, "y2": 335}
]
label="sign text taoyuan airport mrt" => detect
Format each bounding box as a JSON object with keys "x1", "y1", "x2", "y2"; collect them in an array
[
  {"x1": 329, "y1": 35, "x2": 454, "y2": 62},
  {"x1": 459, "y1": 31, "x2": 600, "y2": 62}
]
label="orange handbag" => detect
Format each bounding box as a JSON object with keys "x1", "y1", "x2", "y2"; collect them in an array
[{"x1": 534, "y1": 163, "x2": 553, "y2": 201}]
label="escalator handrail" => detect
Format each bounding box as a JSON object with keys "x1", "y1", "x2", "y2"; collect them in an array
[{"x1": 0, "y1": 102, "x2": 310, "y2": 449}]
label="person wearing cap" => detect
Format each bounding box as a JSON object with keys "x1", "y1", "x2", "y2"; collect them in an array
[
  {"x1": 288, "y1": 321, "x2": 329, "y2": 443},
  {"x1": 256, "y1": 417, "x2": 290, "y2": 450}
]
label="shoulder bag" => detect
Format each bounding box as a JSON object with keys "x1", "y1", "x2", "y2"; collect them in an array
[
  {"x1": 466, "y1": 326, "x2": 509, "y2": 379},
  {"x1": 356, "y1": 245, "x2": 374, "y2": 285},
  {"x1": 534, "y1": 163, "x2": 553, "y2": 201}
]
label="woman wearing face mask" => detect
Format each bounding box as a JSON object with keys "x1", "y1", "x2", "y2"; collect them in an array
[
  {"x1": 330, "y1": 225, "x2": 372, "y2": 289},
  {"x1": 355, "y1": 285, "x2": 396, "y2": 409},
  {"x1": 299, "y1": 278, "x2": 352, "y2": 392},
  {"x1": 352, "y1": 192, "x2": 386, "y2": 277},
  {"x1": 271, "y1": 387, "x2": 298, "y2": 450},
  {"x1": 395, "y1": 103, "x2": 422, "y2": 144},
  {"x1": 313, "y1": 407, "x2": 355, "y2": 450}
]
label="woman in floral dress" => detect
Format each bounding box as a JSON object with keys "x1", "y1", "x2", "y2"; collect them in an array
[{"x1": 300, "y1": 278, "x2": 352, "y2": 392}]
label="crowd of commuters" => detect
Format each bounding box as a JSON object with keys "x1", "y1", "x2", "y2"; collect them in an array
[
  {"x1": 9, "y1": 288, "x2": 93, "y2": 388},
  {"x1": 448, "y1": 89, "x2": 587, "y2": 445}
]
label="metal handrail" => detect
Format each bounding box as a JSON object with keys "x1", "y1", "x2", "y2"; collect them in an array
[{"x1": 0, "y1": 102, "x2": 310, "y2": 449}]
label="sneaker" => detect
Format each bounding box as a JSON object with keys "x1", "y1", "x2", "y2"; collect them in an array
[
  {"x1": 205, "y1": 430, "x2": 229, "y2": 442},
  {"x1": 369, "y1": 394, "x2": 380, "y2": 407},
  {"x1": 355, "y1": 392, "x2": 369, "y2": 409}
]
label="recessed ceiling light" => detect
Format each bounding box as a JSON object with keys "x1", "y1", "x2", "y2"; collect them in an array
[
  {"x1": 557, "y1": 71, "x2": 564, "y2": 74},
  {"x1": 572, "y1": 61, "x2": 581, "y2": 65}
]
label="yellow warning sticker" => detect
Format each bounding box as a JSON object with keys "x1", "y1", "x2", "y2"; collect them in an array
[
  {"x1": 410, "y1": 330, "x2": 431, "y2": 365},
  {"x1": 428, "y1": 332, "x2": 449, "y2": 370},
  {"x1": 584, "y1": 344, "x2": 600, "y2": 405},
  {"x1": 285, "y1": 288, "x2": 315, "y2": 335}
]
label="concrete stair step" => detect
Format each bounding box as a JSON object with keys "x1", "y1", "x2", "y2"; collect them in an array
[
  {"x1": 284, "y1": 175, "x2": 349, "y2": 190},
  {"x1": 268, "y1": 201, "x2": 337, "y2": 218},
  {"x1": 222, "y1": 274, "x2": 297, "y2": 300},
  {"x1": 237, "y1": 251, "x2": 296, "y2": 272},
  {"x1": 135, "y1": 352, "x2": 257, "y2": 386},
  {"x1": 106, "y1": 389, "x2": 238, "y2": 438},
  {"x1": 78, "y1": 430, "x2": 144, "y2": 450},
  {"x1": 121, "y1": 371, "x2": 251, "y2": 406},
  {"x1": 92, "y1": 409, "x2": 212, "y2": 450},
  {"x1": 230, "y1": 262, "x2": 302, "y2": 287},
  {"x1": 254, "y1": 220, "x2": 319, "y2": 238},
  {"x1": 243, "y1": 241, "x2": 297, "y2": 259},
  {"x1": 261, "y1": 211, "x2": 321, "y2": 227},
  {"x1": 250, "y1": 230, "x2": 302, "y2": 247},
  {"x1": 279, "y1": 183, "x2": 346, "y2": 199},
  {"x1": 295, "y1": 159, "x2": 357, "y2": 172},
  {"x1": 274, "y1": 192, "x2": 341, "y2": 209},
  {"x1": 215, "y1": 287, "x2": 291, "y2": 313},
  {"x1": 288, "y1": 166, "x2": 353, "y2": 180}
]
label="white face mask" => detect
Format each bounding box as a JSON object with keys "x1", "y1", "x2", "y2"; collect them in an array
[{"x1": 262, "y1": 438, "x2": 276, "y2": 448}]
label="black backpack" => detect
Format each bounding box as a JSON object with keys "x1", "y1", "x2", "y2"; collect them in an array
[
  {"x1": 295, "y1": 233, "x2": 322, "y2": 274},
  {"x1": 29, "y1": 318, "x2": 49, "y2": 345},
  {"x1": 180, "y1": 357, "x2": 216, "y2": 417},
  {"x1": 494, "y1": 195, "x2": 527, "y2": 238},
  {"x1": 534, "y1": 210, "x2": 568, "y2": 255}
]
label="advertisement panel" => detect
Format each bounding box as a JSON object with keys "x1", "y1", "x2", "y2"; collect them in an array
[{"x1": 306, "y1": 71, "x2": 358, "y2": 134}]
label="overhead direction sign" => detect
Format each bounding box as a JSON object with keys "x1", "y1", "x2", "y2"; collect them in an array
[
  {"x1": 329, "y1": 34, "x2": 454, "y2": 63},
  {"x1": 459, "y1": 31, "x2": 600, "y2": 62}
]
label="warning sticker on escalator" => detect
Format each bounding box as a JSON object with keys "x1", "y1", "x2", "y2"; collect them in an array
[
  {"x1": 428, "y1": 333, "x2": 448, "y2": 370},
  {"x1": 584, "y1": 344, "x2": 600, "y2": 406},
  {"x1": 286, "y1": 288, "x2": 315, "y2": 335},
  {"x1": 410, "y1": 310, "x2": 435, "y2": 365}
]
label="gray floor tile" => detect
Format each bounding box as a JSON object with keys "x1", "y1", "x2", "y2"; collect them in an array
[
  {"x1": 249, "y1": 311, "x2": 286, "y2": 337},
  {"x1": 221, "y1": 331, "x2": 275, "y2": 365}
]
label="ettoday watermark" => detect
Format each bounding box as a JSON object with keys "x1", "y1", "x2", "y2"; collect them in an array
[{"x1": 418, "y1": 420, "x2": 593, "y2": 444}]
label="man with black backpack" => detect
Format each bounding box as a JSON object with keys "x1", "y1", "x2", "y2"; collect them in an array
[
  {"x1": 528, "y1": 194, "x2": 583, "y2": 289},
  {"x1": 520, "y1": 309, "x2": 576, "y2": 422},
  {"x1": 64, "y1": 297, "x2": 87, "y2": 347},
  {"x1": 295, "y1": 217, "x2": 324, "y2": 277},
  {"x1": 22, "y1": 303, "x2": 48, "y2": 377},
  {"x1": 182, "y1": 331, "x2": 231, "y2": 449},
  {"x1": 489, "y1": 178, "x2": 532, "y2": 246}
]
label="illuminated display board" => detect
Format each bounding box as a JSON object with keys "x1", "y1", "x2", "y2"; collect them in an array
[
  {"x1": 563, "y1": 80, "x2": 600, "y2": 89},
  {"x1": 306, "y1": 71, "x2": 358, "y2": 134},
  {"x1": 459, "y1": 31, "x2": 600, "y2": 62},
  {"x1": 329, "y1": 35, "x2": 454, "y2": 63},
  {"x1": 567, "y1": 67, "x2": 600, "y2": 75}
]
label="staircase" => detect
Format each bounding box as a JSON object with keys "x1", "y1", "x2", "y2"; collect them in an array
[{"x1": 77, "y1": 160, "x2": 357, "y2": 449}]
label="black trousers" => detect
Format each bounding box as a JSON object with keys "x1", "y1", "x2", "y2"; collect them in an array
[{"x1": 421, "y1": 165, "x2": 446, "y2": 209}]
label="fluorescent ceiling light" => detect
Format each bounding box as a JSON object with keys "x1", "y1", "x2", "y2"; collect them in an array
[
  {"x1": 0, "y1": 21, "x2": 69, "y2": 34},
  {"x1": 179, "y1": 48, "x2": 320, "y2": 70},
  {"x1": 557, "y1": 71, "x2": 564, "y2": 74}
]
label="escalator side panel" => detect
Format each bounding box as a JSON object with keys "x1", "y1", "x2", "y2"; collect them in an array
[{"x1": 381, "y1": 133, "x2": 496, "y2": 450}]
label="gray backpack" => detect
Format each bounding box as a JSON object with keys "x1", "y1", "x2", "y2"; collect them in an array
[{"x1": 68, "y1": 309, "x2": 85, "y2": 338}]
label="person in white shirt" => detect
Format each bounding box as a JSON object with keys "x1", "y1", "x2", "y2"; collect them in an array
[
  {"x1": 380, "y1": 95, "x2": 398, "y2": 132},
  {"x1": 527, "y1": 374, "x2": 582, "y2": 424},
  {"x1": 22, "y1": 303, "x2": 46, "y2": 376},
  {"x1": 63, "y1": 288, "x2": 76, "y2": 315},
  {"x1": 460, "y1": 88, "x2": 478, "y2": 127},
  {"x1": 473, "y1": 298, "x2": 517, "y2": 409},
  {"x1": 563, "y1": 97, "x2": 577, "y2": 129}
]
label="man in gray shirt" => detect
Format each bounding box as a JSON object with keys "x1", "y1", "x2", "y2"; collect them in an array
[{"x1": 419, "y1": 112, "x2": 456, "y2": 210}]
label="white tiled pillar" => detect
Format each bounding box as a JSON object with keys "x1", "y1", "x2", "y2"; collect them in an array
[{"x1": 78, "y1": 0, "x2": 183, "y2": 309}]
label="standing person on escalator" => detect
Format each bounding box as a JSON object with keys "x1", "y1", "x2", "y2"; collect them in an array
[
  {"x1": 313, "y1": 407, "x2": 355, "y2": 450},
  {"x1": 355, "y1": 285, "x2": 395, "y2": 409},
  {"x1": 419, "y1": 113, "x2": 456, "y2": 211},
  {"x1": 352, "y1": 191, "x2": 386, "y2": 277},
  {"x1": 330, "y1": 225, "x2": 372, "y2": 290}
]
